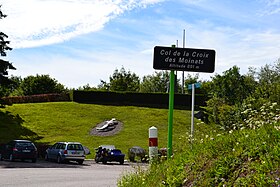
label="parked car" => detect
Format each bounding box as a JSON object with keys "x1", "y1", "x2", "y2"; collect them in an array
[
  {"x1": 0, "y1": 140, "x2": 37, "y2": 162},
  {"x1": 95, "y1": 145, "x2": 125, "y2": 164},
  {"x1": 45, "y1": 142, "x2": 85, "y2": 164}
]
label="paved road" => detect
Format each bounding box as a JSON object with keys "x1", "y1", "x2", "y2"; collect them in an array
[{"x1": 0, "y1": 159, "x2": 147, "y2": 187}]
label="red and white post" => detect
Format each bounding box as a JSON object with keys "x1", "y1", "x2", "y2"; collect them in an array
[{"x1": 149, "y1": 126, "x2": 158, "y2": 160}]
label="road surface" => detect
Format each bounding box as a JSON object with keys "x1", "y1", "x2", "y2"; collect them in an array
[{"x1": 0, "y1": 159, "x2": 147, "y2": 187}]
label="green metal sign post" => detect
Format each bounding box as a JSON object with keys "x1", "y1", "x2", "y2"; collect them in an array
[{"x1": 167, "y1": 69, "x2": 175, "y2": 158}]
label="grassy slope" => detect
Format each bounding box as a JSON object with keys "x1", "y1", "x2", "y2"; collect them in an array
[
  {"x1": 0, "y1": 102, "x2": 196, "y2": 158},
  {"x1": 119, "y1": 123, "x2": 280, "y2": 186}
]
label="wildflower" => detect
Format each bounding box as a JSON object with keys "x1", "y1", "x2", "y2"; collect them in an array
[
  {"x1": 274, "y1": 126, "x2": 280, "y2": 131},
  {"x1": 229, "y1": 130, "x2": 233, "y2": 134}
]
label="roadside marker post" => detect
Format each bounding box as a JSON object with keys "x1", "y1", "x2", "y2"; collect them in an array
[{"x1": 149, "y1": 126, "x2": 158, "y2": 161}]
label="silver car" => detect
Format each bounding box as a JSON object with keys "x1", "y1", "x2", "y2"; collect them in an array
[{"x1": 45, "y1": 142, "x2": 85, "y2": 164}]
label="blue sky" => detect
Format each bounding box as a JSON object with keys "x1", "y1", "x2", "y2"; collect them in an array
[{"x1": 1, "y1": 0, "x2": 280, "y2": 88}]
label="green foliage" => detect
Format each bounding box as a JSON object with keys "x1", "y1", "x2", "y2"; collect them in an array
[
  {"x1": 202, "y1": 96, "x2": 240, "y2": 130},
  {"x1": 109, "y1": 67, "x2": 140, "y2": 92},
  {"x1": 0, "y1": 7, "x2": 16, "y2": 106},
  {"x1": 240, "y1": 100, "x2": 280, "y2": 130},
  {"x1": 119, "y1": 99, "x2": 280, "y2": 186},
  {"x1": 119, "y1": 122, "x2": 280, "y2": 187},
  {"x1": 19, "y1": 74, "x2": 66, "y2": 95},
  {"x1": 140, "y1": 71, "x2": 169, "y2": 93},
  {"x1": 253, "y1": 60, "x2": 280, "y2": 104},
  {"x1": 209, "y1": 66, "x2": 256, "y2": 105}
]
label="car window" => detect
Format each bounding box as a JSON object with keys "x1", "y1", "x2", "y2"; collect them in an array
[
  {"x1": 52, "y1": 143, "x2": 59, "y2": 149},
  {"x1": 61, "y1": 144, "x2": 66, "y2": 149},
  {"x1": 16, "y1": 142, "x2": 34, "y2": 149},
  {"x1": 67, "y1": 144, "x2": 83, "y2": 150},
  {"x1": 56, "y1": 144, "x2": 62, "y2": 149}
]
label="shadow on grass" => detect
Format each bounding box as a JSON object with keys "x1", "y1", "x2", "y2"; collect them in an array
[{"x1": 0, "y1": 110, "x2": 43, "y2": 143}]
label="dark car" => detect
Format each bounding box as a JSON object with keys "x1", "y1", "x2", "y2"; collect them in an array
[
  {"x1": 0, "y1": 140, "x2": 37, "y2": 162},
  {"x1": 95, "y1": 145, "x2": 125, "y2": 165},
  {"x1": 45, "y1": 142, "x2": 85, "y2": 164}
]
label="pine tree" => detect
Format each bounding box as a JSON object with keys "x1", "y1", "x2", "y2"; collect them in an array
[{"x1": 0, "y1": 5, "x2": 16, "y2": 106}]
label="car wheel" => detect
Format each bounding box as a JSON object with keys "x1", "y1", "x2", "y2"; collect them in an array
[
  {"x1": 57, "y1": 156, "x2": 62, "y2": 164},
  {"x1": 9, "y1": 154, "x2": 14, "y2": 162},
  {"x1": 120, "y1": 160, "x2": 124, "y2": 165},
  {"x1": 45, "y1": 153, "x2": 49, "y2": 161},
  {"x1": 77, "y1": 160, "x2": 83, "y2": 165}
]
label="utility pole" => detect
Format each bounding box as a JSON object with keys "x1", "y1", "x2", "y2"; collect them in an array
[{"x1": 182, "y1": 29, "x2": 186, "y2": 94}]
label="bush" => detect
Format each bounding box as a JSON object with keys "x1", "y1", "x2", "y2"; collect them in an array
[{"x1": 2, "y1": 93, "x2": 70, "y2": 104}]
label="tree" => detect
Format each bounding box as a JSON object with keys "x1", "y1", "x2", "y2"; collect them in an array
[
  {"x1": 20, "y1": 74, "x2": 66, "y2": 95},
  {"x1": 0, "y1": 6, "x2": 16, "y2": 106},
  {"x1": 140, "y1": 71, "x2": 169, "y2": 93},
  {"x1": 97, "y1": 80, "x2": 110, "y2": 91},
  {"x1": 0, "y1": 75, "x2": 22, "y2": 96},
  {"x1": 109, "y1": 67, "x2": 140, "y2": 92},
  {"x1": 253, "y1": 59, "x2": 280, "y2": 103},
  {"x1": 209, "y1": 66, "x2": 256, "y2": 105}
]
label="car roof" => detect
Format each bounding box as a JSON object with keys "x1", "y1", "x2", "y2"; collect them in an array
[
  {"x1": 99, "y1": 145, "x2": 116, "y2": 150},
  {"x1": 12, "y1": 140, "x2": 32, "y2": 143},
  {"x1": 56, "y1": 142, "x2": 82, "y2": 144}
]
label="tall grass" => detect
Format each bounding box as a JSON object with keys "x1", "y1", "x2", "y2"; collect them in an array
[{"x1": 118, "y1": 101, "x2": 280, "y2": 186}]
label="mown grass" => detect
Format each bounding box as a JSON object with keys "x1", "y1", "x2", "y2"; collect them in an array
[{"x1": 0, "y1": 101, "x2": 196, "y2": 159}]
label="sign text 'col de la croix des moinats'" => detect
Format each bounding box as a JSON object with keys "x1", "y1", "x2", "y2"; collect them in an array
[{"x1": 153, "y1": 46, "x2": 216, "y2": 73}]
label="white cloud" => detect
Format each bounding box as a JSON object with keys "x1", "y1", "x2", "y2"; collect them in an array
[{"x1": 1, "y1": 0, "x2": 163, "y2": 48}]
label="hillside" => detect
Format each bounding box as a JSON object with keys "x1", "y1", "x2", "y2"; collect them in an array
[{"x1": 0, "y1": 102, "x2": 199, "y2": 158}]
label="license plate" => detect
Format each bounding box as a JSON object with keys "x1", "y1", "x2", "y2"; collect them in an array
[
  {"x1": 71, "y1": 151, "x2": 82, "y2": 155},
  {"x1": 22, "y1": 150, "x2": 31, "y2": 152}
]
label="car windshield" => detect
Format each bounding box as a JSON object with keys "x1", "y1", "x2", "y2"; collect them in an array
[
  {"x1": 67, "y1": 144, "x2": 83, "y2": 150},
  {"x1": 16, "y1": 142, "x2": 34, "y2": 149}
]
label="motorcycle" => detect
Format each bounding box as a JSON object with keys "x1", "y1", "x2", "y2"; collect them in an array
[
  {"x1": 95, "y1": 145, "x2": 125, "y2": 165},
  {"x1": 95, "y1": 147, "x2": 108, "y2": 164}
]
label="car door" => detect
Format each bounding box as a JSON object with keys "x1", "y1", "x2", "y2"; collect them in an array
[
  {"x1": 48, "y1": 143, "x2": 59, "y2": 159},
  {"x1": 4, "y1": 141, "x2": 14, "y2": 159}
]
